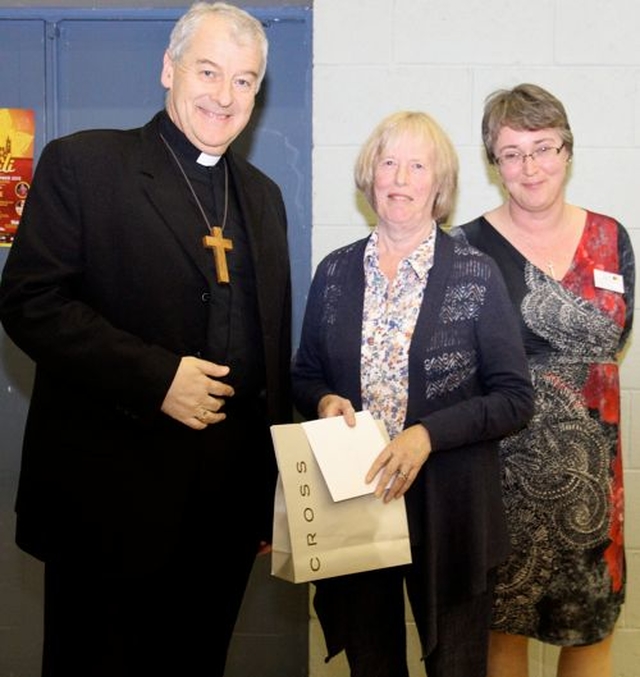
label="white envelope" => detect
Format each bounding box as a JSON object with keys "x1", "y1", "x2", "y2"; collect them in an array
[{"x1": 301, "y1": 410, "x2": 388, "y2": 502}]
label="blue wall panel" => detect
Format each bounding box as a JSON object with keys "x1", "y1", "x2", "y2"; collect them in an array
[{"x1": 0, "y1": 8, "x2": 311, "y2": 677}]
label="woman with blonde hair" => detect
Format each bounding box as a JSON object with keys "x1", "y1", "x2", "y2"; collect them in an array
[{"x1": 292, "y1": 110, "x2": 534, "y2": 677}]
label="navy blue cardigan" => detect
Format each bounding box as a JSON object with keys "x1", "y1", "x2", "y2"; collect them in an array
[{"x1": 292, "y1": 227, "x2": 534, "y2": 652}]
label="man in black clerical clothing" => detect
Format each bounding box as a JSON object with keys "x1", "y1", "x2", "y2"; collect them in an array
[{"x1": 0, "y1": 3, "x2": 292, "y2": 676}]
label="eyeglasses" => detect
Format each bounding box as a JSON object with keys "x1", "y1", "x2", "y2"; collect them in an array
[{"x1": 495, "y1": 143, "x2": 565, "y2": 168}]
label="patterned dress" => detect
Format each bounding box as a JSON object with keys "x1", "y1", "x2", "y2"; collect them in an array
[{"x1": 456, "y1": 211, "x2": 635, "y2": 645}]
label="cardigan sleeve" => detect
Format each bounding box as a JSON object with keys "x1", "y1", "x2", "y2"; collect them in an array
[
  {"x1": 291, "y1": 257, "x2": 335, "y2": 420},
  {"x1": 418, "y1": 253, "x2": 535, "y2": 451},
  {"x1": 292, "y1": 240, "x2": 367, "y2": 420}
]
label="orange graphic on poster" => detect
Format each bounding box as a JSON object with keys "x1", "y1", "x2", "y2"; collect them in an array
[{"x1": 0, "y1": 108, "x2": 35, "y2": 246}]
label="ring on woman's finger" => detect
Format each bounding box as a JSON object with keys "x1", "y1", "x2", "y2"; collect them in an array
[
  {"x1": 195, "y1": 408, "x2": 208, "y2": 423},
  {"x1": 396, "y1": 470, "x2": 409, "y2": 481}
]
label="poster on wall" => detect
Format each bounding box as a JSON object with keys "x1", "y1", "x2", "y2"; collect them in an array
[{"x1": 0, "y1": 108, "x2": 35, "y2": 246}]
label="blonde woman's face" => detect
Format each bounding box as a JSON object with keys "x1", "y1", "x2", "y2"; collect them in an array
[{"x1": 372, "y1": 133, "x2": 439, "y2": 230}]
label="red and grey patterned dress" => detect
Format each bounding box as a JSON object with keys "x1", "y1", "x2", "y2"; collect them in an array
[{"x1": 456, "y1": 211, "x2": 635, "y2": 645}]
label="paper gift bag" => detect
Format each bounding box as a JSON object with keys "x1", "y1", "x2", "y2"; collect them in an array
[{"x1": 270, "y1": 421, "x2": 412, "y2": 583}]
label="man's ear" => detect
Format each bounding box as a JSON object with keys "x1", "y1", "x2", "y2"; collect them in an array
[{"x1": 160, "y1": 51, "x2": 174, "y2": 89}]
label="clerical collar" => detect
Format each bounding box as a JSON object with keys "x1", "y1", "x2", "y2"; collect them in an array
[
  {"x1": 197, "y1": 152, "x2": 222, "y2": 167},
  {"x1": 157, "y1": 110, "x2": 223, "y2": 167}
]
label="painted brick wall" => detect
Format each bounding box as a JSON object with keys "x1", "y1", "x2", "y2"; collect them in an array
[{"x1": 311, "y1": 1, "x2": 640, "y2": 675}]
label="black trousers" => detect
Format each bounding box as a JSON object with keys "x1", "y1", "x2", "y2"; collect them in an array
[
  {"x1": 41, "y1": 437, "x2": 263, "y2": 677},
  {"x1": 314, "y1": 565, "x2": 495, "y2": 677},
  {"x1": 42, "y1": 527, "x2": 258, "y2": 677},
  {"x1": 41, "y1": 401, "x2": 271, "y2": 677}
]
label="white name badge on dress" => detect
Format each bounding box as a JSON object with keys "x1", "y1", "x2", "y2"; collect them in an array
[{"x1": 593, "y1": 268, "x2": 625, "y2": 293}]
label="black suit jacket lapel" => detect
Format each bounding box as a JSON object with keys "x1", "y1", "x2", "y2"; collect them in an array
[{"x1": 138, "y1": 120, "x2": 213, "y2": 282}]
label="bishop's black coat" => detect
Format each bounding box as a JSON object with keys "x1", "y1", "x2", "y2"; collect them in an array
[{"x1": 0, "y1": 112, "x2": 293, "y2": 573}]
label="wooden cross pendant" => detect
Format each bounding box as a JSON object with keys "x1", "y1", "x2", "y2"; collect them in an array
[{"x1": 203, "y1": 226, "x2": 233, "y2": 284}]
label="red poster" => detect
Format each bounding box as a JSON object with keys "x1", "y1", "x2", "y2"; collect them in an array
[{"x1": 0, "y1": 108, "x2": 35, "y2": 246}]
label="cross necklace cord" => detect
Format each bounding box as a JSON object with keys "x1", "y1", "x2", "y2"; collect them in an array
[{"x1": 160, "y1": 134, "x2": 233, "y2": 283}]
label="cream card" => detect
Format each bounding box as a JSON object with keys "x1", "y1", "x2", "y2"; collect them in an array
[{"x1": 301, "y1": 410, "x2": 388, "y2": 502}]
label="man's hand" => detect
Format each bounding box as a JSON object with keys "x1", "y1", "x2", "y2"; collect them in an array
[{"x1": 161, "y1": 356, "x2": 234, "y2": 429}]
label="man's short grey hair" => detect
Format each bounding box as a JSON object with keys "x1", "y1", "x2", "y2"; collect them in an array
[{"x1": 167, "y1": 1, "x2": 268, "y2": 89}]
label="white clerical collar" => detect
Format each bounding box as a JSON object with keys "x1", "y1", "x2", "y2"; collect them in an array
[{"x1": 197, "y1": 152, "x2": 222, "y2": 167}]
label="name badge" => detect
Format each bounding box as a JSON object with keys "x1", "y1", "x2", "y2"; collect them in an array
[{"x1": 593, "y1": 268, "x2": 624, "y2": 293}]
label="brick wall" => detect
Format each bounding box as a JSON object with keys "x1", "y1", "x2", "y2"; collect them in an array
[{"x1": 311, "y1": 1, "x2": 640, "y2": 674}]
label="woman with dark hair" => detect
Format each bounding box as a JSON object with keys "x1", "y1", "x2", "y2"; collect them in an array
[{"x1": 454, "y1": 83, "x2": 635, "y2": 677}]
